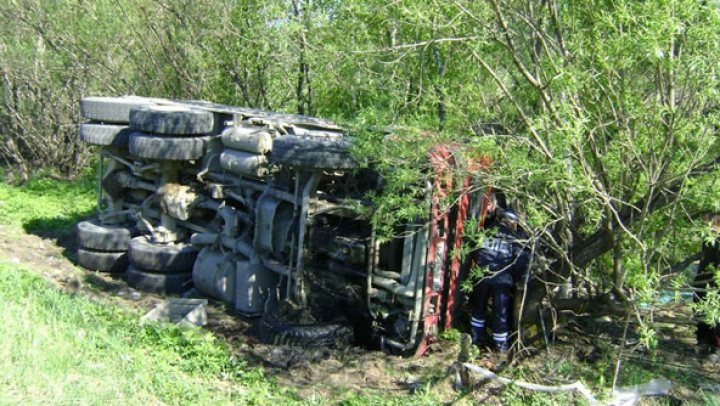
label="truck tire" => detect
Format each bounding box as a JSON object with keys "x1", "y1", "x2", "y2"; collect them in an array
[
  {"x1": 129, "y1": 105, "x2": 215, "y2": 135},
  {"x1": 270, "y1": 136, "x2": 357, "y2": 170},
  {"x1": 79, "y1": 123, "x2": 132, "y2": 148},
  {"x1": 124, "y1": 265, "x2": 192, "y2": 295},
  {"x1": 128, "y1": 132, "x2": 219, "y2": 161},
  {"x1": 76, "y1": 219, "x2": 136, "y2": 252},
  {"x1": 80, "y1": 96, "x2": 155, "y2": 124},
  {"x1": 258, "y1": 314, "x2": 354, "y2": 349},
  {"x1": 128, "y1": 236, "x2": 199, "y2": 273},
  {"x1": 77, "y1": 248, "x2": 129, "y2": 273}
]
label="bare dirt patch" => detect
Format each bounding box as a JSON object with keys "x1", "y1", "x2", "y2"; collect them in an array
[{"x1": 2, "y1": 223, "x2": 719, "y2": 404}]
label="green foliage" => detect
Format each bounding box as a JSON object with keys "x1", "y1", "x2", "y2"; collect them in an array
[
  {"x1": 690, "y1": 267, "x2": 720, "y2": 325},
  {"x1": 439, "y1": 327, "x2": 462, "y2": 342}
]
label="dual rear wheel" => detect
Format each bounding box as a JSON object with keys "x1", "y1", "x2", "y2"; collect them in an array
[{"x1": 76, "y1": 220, "x2": 195, "y2": 295}]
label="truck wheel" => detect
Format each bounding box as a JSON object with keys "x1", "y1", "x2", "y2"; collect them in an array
[
  {"x1": 258, "y1": 314, "x2": 355, "y2": 349},
  {"x1": 123, "y1": 265, "x2": 192, "y2": 295},
  {"x1": 79, "y1": 123, "x2": 132, "y2": 148},
  {"x1": 270, "y1": 136, "x2": 357, "y2": 170},
  {"x1": 80, "y1": 96, "x2": 156, "y2": 124},
  {"x1": 77, "y1": 248, "x2": 129, "y2": 273},
  {"x1": 129, "y1": 105, "x2": 216, "y2": 135},
  {"x1": 128, "y1": 132, "x2": 219, "y2": 160},
  {"x1": 76, "y1": 219, "x2": 137, "y2": 252},
  {"x1": 128, "y1": 236, "x2": 199, "y2": 273}
]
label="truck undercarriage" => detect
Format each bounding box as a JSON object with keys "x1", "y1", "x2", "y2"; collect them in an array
[{"x1": 75, "y1": 96, "x2": 488, "y2": 355}]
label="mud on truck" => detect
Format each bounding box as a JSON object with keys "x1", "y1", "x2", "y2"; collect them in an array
[{"x1": 75, "y1": 96, "x2": 492, "y2": 356}]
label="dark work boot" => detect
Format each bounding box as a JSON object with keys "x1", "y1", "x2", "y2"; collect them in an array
[
  {"x1": 471, "y1": 327, "x2": 485, "y2": 347},
  {"x1": 493, "y1": 332, "x2": 509, "y2": 355}
]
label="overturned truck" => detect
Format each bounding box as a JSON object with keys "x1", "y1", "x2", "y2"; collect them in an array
[{"x1": 75, "y1": 96, "x2": 490, "y2": 356}]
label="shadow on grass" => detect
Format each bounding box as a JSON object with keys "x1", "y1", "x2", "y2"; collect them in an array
[
  {"x1": 625, "y1": 337, "x2": 720, "y2": 387},
  {"x1": 22, "y1": 210, "x2": 97, "y2": 264},
  {"x1": 84, "y1": 271, "x2": 128, "y2": 292}
]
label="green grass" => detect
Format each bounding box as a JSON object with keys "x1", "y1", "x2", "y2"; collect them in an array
[
  {"x1": 0, "y1": 169, "x2": 97, "y2": 232},
  {"x1": 0, "y1": 260, "x2": 450, "y2": 406},
  {"x1": 0, "y1": 260, "x2": 305, "y2": 405}
]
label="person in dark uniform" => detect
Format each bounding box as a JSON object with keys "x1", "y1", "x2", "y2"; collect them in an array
[
  {"x1": 469, "y1": 208, "x2": 531, "y2": 353},
  {"x1": 694, "y1": 213, "x2": 720, "y2": 353}
]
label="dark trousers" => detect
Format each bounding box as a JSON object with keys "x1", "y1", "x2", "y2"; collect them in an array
[
  {"x1": 472, "y1": 279, "x2": 513, "y2": 335},
  {"x1": 695, "y1": 240, "x2": 720, "y2": 347},
  {"x1": 695, "y1": 288, "x2": 720, "y2": 347}
]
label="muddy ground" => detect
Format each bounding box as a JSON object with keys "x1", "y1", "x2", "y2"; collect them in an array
[{"x1": 1, "y1": 223, "x2": 719, "y2": 404}]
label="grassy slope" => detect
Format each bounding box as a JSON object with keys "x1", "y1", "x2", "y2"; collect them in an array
[{"x1": 0, "y1": 261, "x2": 249, "y2": 405}]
